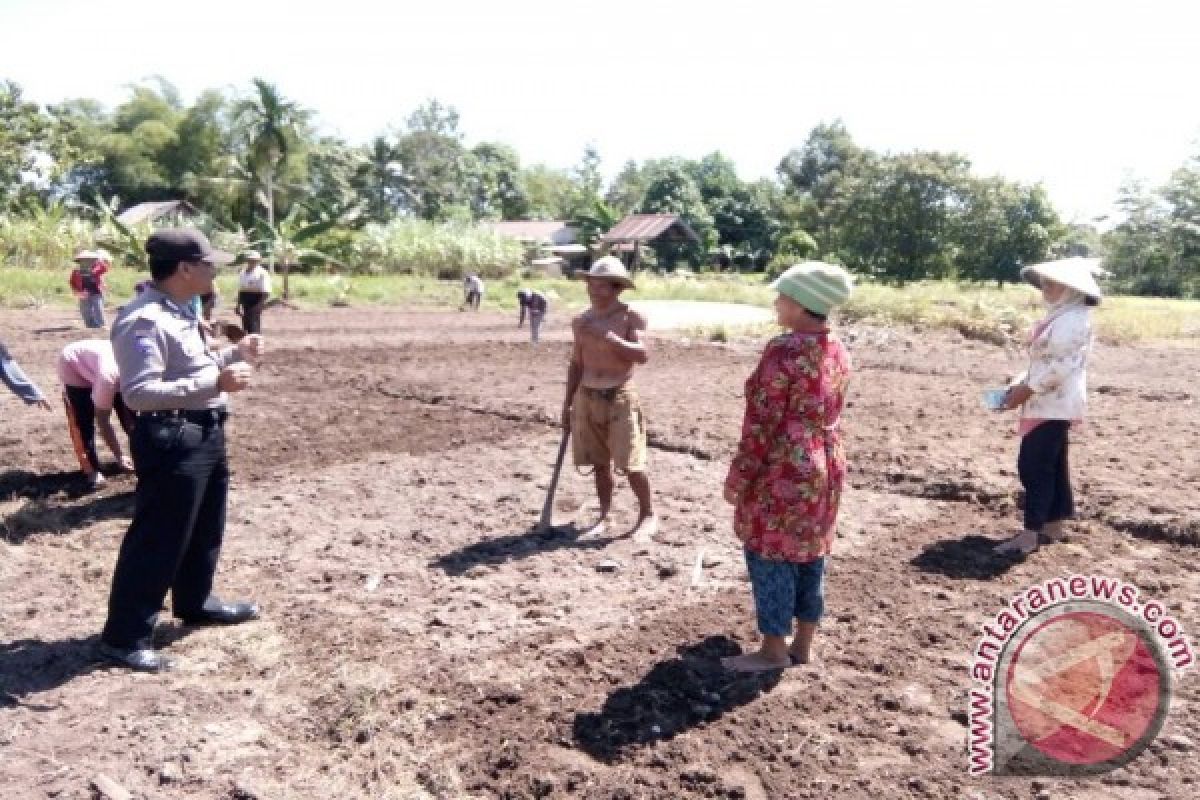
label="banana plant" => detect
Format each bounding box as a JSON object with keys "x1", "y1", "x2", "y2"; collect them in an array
[{"x1": 247, "y1": 201, "x2": 360, "y2": 300}]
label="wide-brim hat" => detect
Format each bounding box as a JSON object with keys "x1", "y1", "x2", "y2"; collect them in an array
[
  {"x1": 770, "y1": 261, "x2": 854, "y2": 316},
  {"x1": 73, "y1": 249, "x2": 101, "y2": 262},
  {"x1": 243, "y1": 250, "x2": 262, "y2": 261},
  {"x1": 583, "y1": 255, "x2": 635, "y2": 289},
  {"x1": 1020, "y1": 257, "x2": 1104, "y2": 302}
]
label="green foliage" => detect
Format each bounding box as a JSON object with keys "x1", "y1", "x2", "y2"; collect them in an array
[
  {"x1": 637, "y1": 159, "x2": 715, "y2": 267},
  {"x1": 571, "y1": 196, "x2": 621, "y2": 247},
  {"x1": 766, "y1": 230, "x2": 818, "y2": 276},
  {"x1": 0, "y1": 204, "x2": 95, "y2": 268},
  {"x1": 4, "y1": 78, "x2": 1196, "y2": 299},
  {"x1": 1103, "y1": 161, "x2": 1200, "y2": 298},
  {"x1": 361, "y1": 219, "x2": 524, "y2": 279}
]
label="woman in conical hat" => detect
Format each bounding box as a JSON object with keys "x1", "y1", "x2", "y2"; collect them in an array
[{"x1": 993, "y1": 258, "x2": 1103, "y2": 556}]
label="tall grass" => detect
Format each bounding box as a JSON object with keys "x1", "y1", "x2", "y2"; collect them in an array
[
  {"x1": 361, "y1": 220, "x2": 524, "y2": 279},
  {"x1": 0, "y1": 211, "x2": 97, "y2": 269}
]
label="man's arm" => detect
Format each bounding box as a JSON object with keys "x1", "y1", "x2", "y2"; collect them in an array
[
  {"x1": 602, "y1": 310, "x2": 649, "y2": 364},
  {"x1": 94, "y1": 407, "x2": 129, "y2": 466},
  {"x1": 0, "y1": 341, "x2": 49, "y2": 407}
]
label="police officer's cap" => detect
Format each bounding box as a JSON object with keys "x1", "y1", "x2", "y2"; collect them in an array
[{"x1": 145, "y1": 229, "x2": 234, "y2": 265}]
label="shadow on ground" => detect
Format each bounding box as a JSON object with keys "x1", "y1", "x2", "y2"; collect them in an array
[
  {"x1": 573, "y1": 635, "x2": 782, "y2": 762},
  {"x1": 0, "y1": 636, "x2": 106, "y2": 704},
  {"x1": 910, "y1": 534, "x2": 1025, "y2": 580},
  {"x1": 429, "y1": 522, "x2": 613, "y2": 575},
  {"x1": 1, "y1": 470, "x2": 135, "y2": 543}
]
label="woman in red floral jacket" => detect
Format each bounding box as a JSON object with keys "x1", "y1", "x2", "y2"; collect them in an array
[{"x1": 722, "y1": 262, "x2": 854, "y2": 673}]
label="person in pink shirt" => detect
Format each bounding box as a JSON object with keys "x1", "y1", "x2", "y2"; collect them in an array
[{"x1": 57, "y1": 339, "x2": 134, "y2": 488}]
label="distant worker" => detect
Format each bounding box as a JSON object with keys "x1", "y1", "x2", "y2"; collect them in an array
[
  {"x1": 1, "y1": 338, "x2": 51, "y2": 410},
  {"x1": 57, "y1": 339, "x2": 134, "y2": 488},
  {"x1": 235, "y1": 250, "x2": 271, "y2": 334},
  {"x1": 464, "y1": 273, "x2": 485, "y2": 311},
  {"x1": 70, "y1": 249, "x2": 110, "y2": 329},
  {"x1": 528, "y1": 289, "x2": 548, "y2": 343}
]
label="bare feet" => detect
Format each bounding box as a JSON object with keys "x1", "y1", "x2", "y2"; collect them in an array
[
  {"x1": 788, "y1": 650, "x2": 814, "y2": 666},
  {"x1": 721, "y1": 651, "x2": 792, "y2": 673},
  {"x1": 629, "y1": 514, "x2": 659, "y2": 544},
  {"x1": 994, "y1": 529, "x2": 1039, "y2": 556}
]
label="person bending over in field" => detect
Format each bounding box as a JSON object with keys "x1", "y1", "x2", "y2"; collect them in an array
[{"x1": 561, "y1": 256, "x2": 657, "y2": 542}]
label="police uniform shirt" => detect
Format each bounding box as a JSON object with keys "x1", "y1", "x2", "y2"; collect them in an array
[{"x1": 111, "y1": 286, "x2": 243, "y2": 412}]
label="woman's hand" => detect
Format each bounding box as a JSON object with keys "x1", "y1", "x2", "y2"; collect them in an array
[
  {"x1": 723, "y1": 485, "x2": 739, "y2": 505},
  {"x1": 1004, "y1": 383, "x2": 1034, "y2": 410}
]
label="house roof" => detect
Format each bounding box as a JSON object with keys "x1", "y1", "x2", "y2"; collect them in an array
[
  {"x1": 487, "y1": 220, "x2": 577, "y2": 245},
  {"x1": 116, "y1": 200, "x2": 200, "y2": 226},
  {"x1": 600, "y1": 213, "x2": 699, "y2": 243}
]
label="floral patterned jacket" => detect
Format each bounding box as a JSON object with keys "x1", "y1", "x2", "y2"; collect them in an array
[
  {"x1": 1020, "y1": 306, "x2": 1092, "y2": 422},
  {"x1": 724, "y1": 331, "x2": 851, "y2": 562}
]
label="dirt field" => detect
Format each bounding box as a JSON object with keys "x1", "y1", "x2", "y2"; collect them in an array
[{"x1": 1, "y1": 304, "x2": 1197, "y2": 800}]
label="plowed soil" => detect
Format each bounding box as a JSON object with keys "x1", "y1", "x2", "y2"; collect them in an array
[{"x1": 1, "y1": 304, "x2": 1197, "y2": 799}]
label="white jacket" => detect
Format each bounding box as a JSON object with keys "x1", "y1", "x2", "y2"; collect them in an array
[{"x1": 1019, "y1": 305, "x2": 1092, "y2": 421}]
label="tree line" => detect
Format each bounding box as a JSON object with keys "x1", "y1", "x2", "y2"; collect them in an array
[{"x1": 1, "y1": 78, "x2": 1196, "y2": 295}]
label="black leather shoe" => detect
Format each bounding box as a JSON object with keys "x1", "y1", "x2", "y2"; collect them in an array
[
  {"x1": 97, "y1": 642, "x2": 171, "y2": 672},
  {"x1": 177, "y1": 600, "x2": 260, "y2": 626}
]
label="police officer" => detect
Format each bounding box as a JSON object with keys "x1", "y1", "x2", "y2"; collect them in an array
[{"x1": 99, "y1": 229, "x2": 263, "y2": 672}]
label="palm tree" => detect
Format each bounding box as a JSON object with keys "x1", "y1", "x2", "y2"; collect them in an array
[{"x1": 233, "y1": 79, "x2": 311, "y2": 297}]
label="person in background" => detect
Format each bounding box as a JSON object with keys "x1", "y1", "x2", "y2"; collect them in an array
[
  {"x1": 517, "y1": 288, "x2": 549, "y2": 342},
  {"x1": 517, "y1": 288, "x2": 531, "y2": 327},
  {"x1": 70, "y1": 249, "x2": 110, "y2": 329},
  {"x1": 235, "y1": 250, "x2": 271, "y2": 334},
  {"x1": 1, "y1": 338, "x2": 52, "y2": 410},
  {"x1": 464, "y1": 273, "x2": 485, "y2": 311},
  {"x1": 57, "y1": 339, "x2": 134, "y2": 488},
  {"x1": 993, "y1": 258, "x2": 1102, "y2": 556},
  {"x1": 527, "y1": 289, "x2": 548, "y2": 343},
  {"x1": 721, "y1": 262, "x2": 854, "y2": 672}
]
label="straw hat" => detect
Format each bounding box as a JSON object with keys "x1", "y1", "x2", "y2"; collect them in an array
[
  {"x1": 73, "y1": 249, "x2": 101, "y2": 262},
  {"x1": 1020, "y1": 257, "x2": 1104, "y2": 303},
  {"x1": 770, "y1": 261, "x2": 854, "y2": 316},
  {"x1": 583, "y1": 256, "x2": 635, "y2": 290},
  {"x1": 243, "y1": 250, "x2": 262, "y2": 262}
]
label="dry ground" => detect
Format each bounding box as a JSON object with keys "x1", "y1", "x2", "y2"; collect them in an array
[{"x1": 1, "y1": 304, "x2": 1197, "y2": 799}]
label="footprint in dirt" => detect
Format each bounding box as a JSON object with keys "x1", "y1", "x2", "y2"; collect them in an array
[{"x1": 572, "y1": 635, "x2": 781, "y2": 762}]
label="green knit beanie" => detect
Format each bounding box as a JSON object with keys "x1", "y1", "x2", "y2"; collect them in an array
[{"x1": 770, "y1": 261, "x2": 854, "y2": 316}]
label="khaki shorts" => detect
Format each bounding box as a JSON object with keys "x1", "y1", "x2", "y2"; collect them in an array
[{"x1": 572, "y1": 385, "x2": 648, "y2": 473}]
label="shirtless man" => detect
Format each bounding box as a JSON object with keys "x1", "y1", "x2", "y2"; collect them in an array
[{"x1": 561, "y1": 256, "x2": 657, "y2": 542}]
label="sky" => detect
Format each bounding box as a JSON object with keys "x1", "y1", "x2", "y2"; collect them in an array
[{"x1": 2, "y1": 0, "x2": 1198, "y2": 223}]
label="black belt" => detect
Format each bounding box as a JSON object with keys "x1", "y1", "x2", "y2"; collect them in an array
[{"x1": 136, "y1": 409, "x2": 228, "y2": 426}]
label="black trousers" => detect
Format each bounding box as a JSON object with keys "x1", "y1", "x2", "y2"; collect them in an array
[
  {"x1": 64, "y1": 387, "x2": 133, "y2": 473},
  {"x1": 1018, "y1": 420, "x2": 1074, "y2": 531},
  {"x1": 102, "y1": 415, "x2": 230, "y2": 649},
  {"x1": 238, "y1": 291, "x2": 267, "y2": 334}
]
